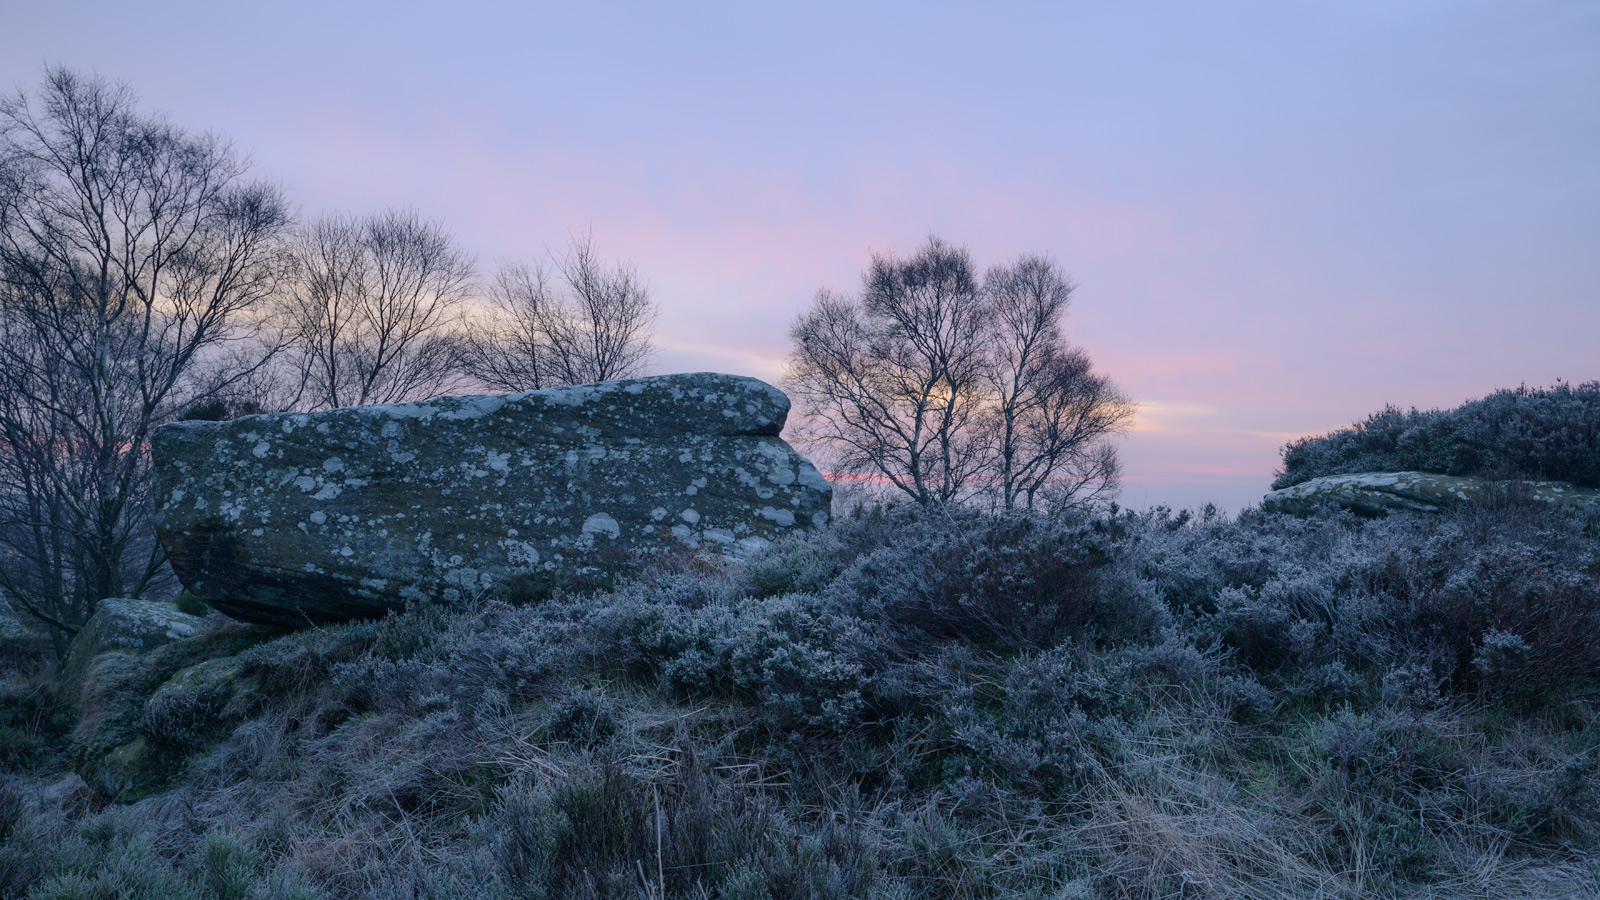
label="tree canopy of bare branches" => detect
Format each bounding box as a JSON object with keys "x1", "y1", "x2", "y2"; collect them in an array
[
  {"x1": 281, "y1": 208, "x2": 475, "y2": 409},
  {"x1": 464, "y1": 234, "x2": 655, "y2": 392},
  {"x1": 0, "y1": 68, "x2": 291, "y2": 643},
  {"x1": 787, "y1": 237, "x2": 1132, "y2": 510}
]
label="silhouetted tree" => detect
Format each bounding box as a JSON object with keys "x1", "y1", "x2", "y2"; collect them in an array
[
  {"x1": 788, "y1": 237, "x2": 992, "y2": 505},
  {"x1": 983, "y1": 255, "x2": 1132, "y2": 509},
  {"x1": 282, "y1": 208, "x2": 475, "y2": 409},
  {"x1": 0, "y1": 68, "x2": 291, "y2": 645},
  {"x1": 464, "y1": 234, "x2": 655, "y2": 392},
  {"x1": 787, "y1": 237, "x2": 1131, "y2": 509}
]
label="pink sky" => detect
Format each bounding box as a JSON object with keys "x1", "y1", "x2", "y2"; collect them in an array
[{"x1": 6, "y1": 2, "x2": 1596, "y2": 512}]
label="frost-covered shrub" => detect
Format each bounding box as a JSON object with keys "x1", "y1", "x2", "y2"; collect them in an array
[
  {"x1": 542, "y1": 688, "x2": 619, "y2": 748},
  {"x1": 656, "y1": 593, "x2": 872, "y2": 734},
  {"x1": 738, "y1": 530, "x2": 849, "y2": 598},
  {"x1": 827, "y1": 507, "x2": 1114, "y2": 650},
  {"x1": 947, "y1": 646, "x2": 1133, "y2": 791},
  {"x1": 1276, "y1": 381, "x2": 1600, "y2": 489}
]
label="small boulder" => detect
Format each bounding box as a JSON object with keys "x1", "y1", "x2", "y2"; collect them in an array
[
  {"x1": 60, "y1": 599, "x2": 202, "y2": 702},
  {"x1": 1262, "y1": 471, "x2": 1600, "y2": 517},
  {"x1": 152, "y1": 373, "x2": 832, "y2": 626}
]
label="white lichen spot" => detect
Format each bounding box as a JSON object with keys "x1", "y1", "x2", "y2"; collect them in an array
[
  {"x1": 310, "y1": 511, "x2": 327, "y2": 526},
  {"x1": 252, "y1": 441, "x2": 271, "y2": 459},
  {"x1": 649, "y1": 507, "x2": 668, "y2": 522},
  {"x1": 798, "y1": 462, "x2": 831, "y2": 493},
  {"x1": 759, "y1": 506, "x2": 795, "y2": 527},
  {"x1": 582, "y1": 513, "x2": 621, "y2": 539},
  {"x1": 312, "y1": 483, "x2": 342, "y2": 501},
  {"x1": 340, "y1": 546, "x2": 354, "y2": 557},
  {"x1": 486, "y1": 451, "x2": 510, "y2": 473},
  {"x1": 680, "y1": 508, "x2": 701, "y2": 524},
  {"x1": 323, "y1": 457, "x2": 344, "y2": 473},
  {"x1": 294, "y1": 475, "x2": 318, "y2": 492}
]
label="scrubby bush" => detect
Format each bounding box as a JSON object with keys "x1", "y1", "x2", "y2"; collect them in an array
[{"x1": 1275, "y1": 380, "x2": 1600, "y2": 489}]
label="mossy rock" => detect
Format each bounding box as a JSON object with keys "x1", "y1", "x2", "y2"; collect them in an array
[
  {"x1": 68, "y1": 626, "x2": 272, "y2": 801},
  {"x1": 90, "y1": 735, "x2": 184, "y2": 803},
  {"x1": 60, "y1": 599, "x2": 204, "y2": 703},
  {"x1": 142, "y1": 656, "x2": 257, "y2": 748}
]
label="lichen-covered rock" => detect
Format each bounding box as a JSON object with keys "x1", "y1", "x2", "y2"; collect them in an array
[
  {"x1": 1261, "y1": 471, "x2": 1600, "y2": 517},
  {"x1": 60, "y1": 599, "x2": 202, "y2": 701},
  {"x1": 152, "y1": 373, "x2": 832, "y2": 626}
]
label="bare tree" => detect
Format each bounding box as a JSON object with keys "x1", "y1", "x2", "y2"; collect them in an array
[
  {"x1": 0, "y1": 68, "x2": 291, "y2": 645},
  {"x1": 788, "y1": 237, "x2": 991, "y2": 505},
  {"x1": 787, "y1": 237, "x2": 1132, "y2": 510},
  {"x1": 282, "y1": 208, "x2": 474, "y2": 409},
  {"x1": 984, "y1": 255, "x2": 1133, "y2": 509},
  {"x1": 464, "y1": 234, "x2": 656, "y2": 392}
]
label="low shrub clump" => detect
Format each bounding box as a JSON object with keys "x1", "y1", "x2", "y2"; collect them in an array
[
  {"x1": 1, "y1": 500, "x2": 1598, "y2": 898},
  {"x1": 1274, "y1": 380, "x2": 1600, "y2": 489}
]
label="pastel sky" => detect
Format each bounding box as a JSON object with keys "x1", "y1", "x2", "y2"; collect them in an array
[{"x1": 6, "y1": 2, "x2": 1597, "y2": 512}]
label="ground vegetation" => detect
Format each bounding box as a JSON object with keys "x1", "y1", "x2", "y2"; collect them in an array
[{"x1": 3, "y1": 496, "x2": 1597, "y2": 899}]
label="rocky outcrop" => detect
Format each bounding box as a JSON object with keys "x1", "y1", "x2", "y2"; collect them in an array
[
  {"x1": 1261, "y1": 471, "x2": 1600, "y2": 517},
  {"x1": 152, "y1": 373, "x2": 832, "y2": 626}
]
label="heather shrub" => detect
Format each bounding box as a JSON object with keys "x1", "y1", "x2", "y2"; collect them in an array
[
  {"x1": 1275, "y1": 381, "x2": 1600, "y2": 489},
  {"x1": 4, "y1": 498, "x2": 1599, "y2": 898},
  {"x1": 653, "y1": 593, "x2": 873, "y2": 734},
  {"x1": 825, "y1": 506, "x2": 1116, "y2": 650}
]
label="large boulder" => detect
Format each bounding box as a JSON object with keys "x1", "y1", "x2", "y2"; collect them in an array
[
  {"x1": 1261, "y1": 471, "x2": 1600, "y2": 517},
  {"x1": 153, "y1": 373, "x2": 832, "y2": 626}
]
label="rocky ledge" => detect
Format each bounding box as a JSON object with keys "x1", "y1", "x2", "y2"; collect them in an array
[{"x1": 1261, "y1": 471, "x2": 1600, "y2": 517}]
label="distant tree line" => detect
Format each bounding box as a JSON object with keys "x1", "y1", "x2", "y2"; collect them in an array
[
  {"x1": 0, "y1": 68, "x2": 656, "y2": 647},
  {"x1": 1274, "y1": 381, "x2": 1600, "y2": 490}
]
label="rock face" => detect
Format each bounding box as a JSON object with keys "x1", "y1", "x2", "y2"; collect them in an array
[
  {"x1": 152, "y1": 373, "x2": 832, "y2": 626},
  {"x1": 1261, "y1": 471, "x2": 1600, "y2": 517}
]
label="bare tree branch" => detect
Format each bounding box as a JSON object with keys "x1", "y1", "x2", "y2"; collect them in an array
[
  {"x1": 280, "y1": 208, "x2": 474, "y2": 409},
  {"x1": 0, "y1": 67, "x2": 291, "y2": 646},
  {"x1": 463, "y1": 233, "x2": 655, "y2": 392}
]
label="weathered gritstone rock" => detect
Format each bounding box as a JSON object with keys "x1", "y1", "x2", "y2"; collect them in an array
[
  {"x1": 1261, "y1": 471, "x2": 1600, "y2": 517},
  {"x1": 153, "y1": 373, "x2": 832, "y2": 626},
  {"x1": 61, "y1": 598, "x2": 202, "y2": 701}
]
